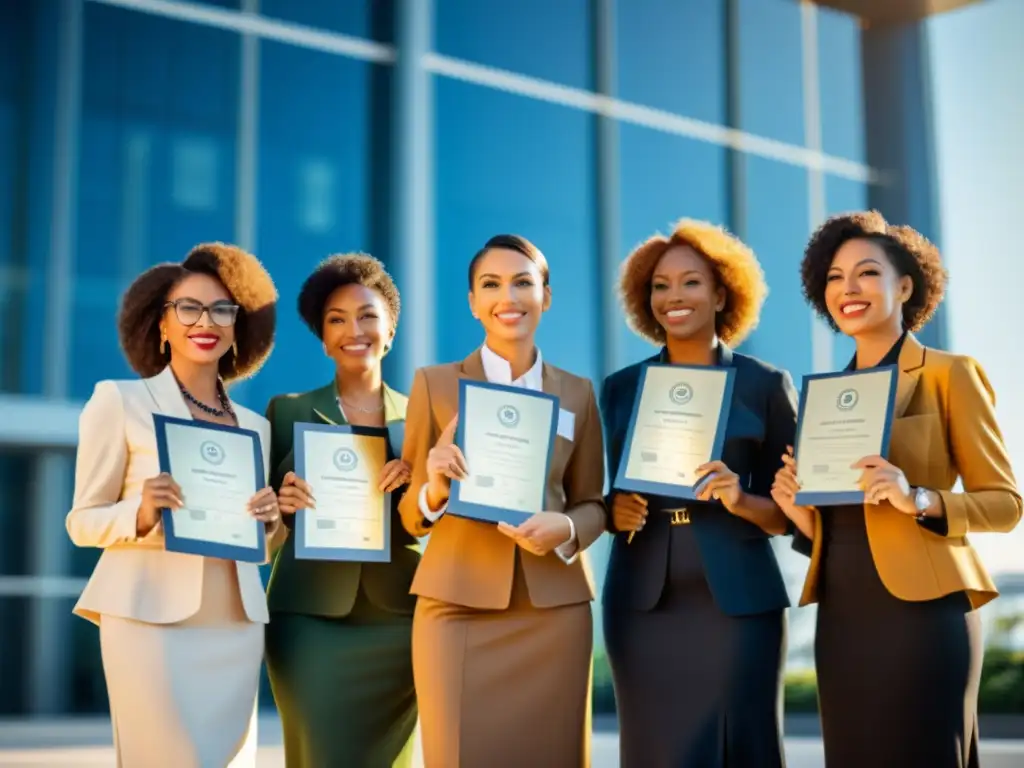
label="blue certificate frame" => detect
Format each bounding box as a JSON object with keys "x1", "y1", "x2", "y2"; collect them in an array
[
  {"x1": 293, "y1": 421, "x2": 392, "y2": 562},
  {"x1": 612, "y1": 363, "x2": 736, "y2": 499},
  {"x1": 793, "y1": 365, "x2": 899, "y2": 506},
  {"x1": 449, "y1": 379, "x2": 560, "y2": 525},
  {"x1": 153, "y1": 414, "x2": 267, "y2": 563}
]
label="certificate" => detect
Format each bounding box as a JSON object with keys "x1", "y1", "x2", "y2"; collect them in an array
[
  {"x1": 793, "y1": 365, "x2": 898, "y2": 506},
  {"x1": 448, "y1": 380, "x2": 559, "y2": 525},
  {"x1": 293, "y1": 422, "x2": 391, "y2": 562},
  {"x1": 613, "y1": 363, "x2": 735, "y2": 499},
  {"x1": 152, "y1": 415, "x2": 266, "y2": 563}
]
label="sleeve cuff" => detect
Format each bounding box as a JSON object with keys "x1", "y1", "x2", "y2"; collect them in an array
[
  {"x1": 418, "y1": 485, "x2": 447, "y2": 523},
  {"x1": 554, "y1": 514, "x2": 579, "y2": 565}
]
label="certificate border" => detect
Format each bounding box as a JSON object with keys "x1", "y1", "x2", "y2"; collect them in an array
[
  {"x1": 152, "y1": 414, "x2": 267, "y2": 563},
  {"x1": 612, "y1": 363, "x2": 737, "y2": 500},
  {"x1": 449, "y1": 379, "x2": 559, "y2": 525},
  {"x1": 793, "y1": 364, "x2": 899, "y2": 506},
  {"x1": 293, "y1": 421, "x2": 392, "y2": 562}
]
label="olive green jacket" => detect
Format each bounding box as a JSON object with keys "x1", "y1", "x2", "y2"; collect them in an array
[{"x1": 264, "y1": 382, "x2": 419, "y2": 617}]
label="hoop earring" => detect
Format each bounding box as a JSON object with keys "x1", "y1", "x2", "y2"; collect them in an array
[
  {"x1": 160, "y1": 336, "x2": 168, "y2": 355},
  {"x1": 322, "y1": 342, "x2": 329, "y2": 356},
  {"x1": 232, "y1": 341, "x2": 238, "y2": 357}
]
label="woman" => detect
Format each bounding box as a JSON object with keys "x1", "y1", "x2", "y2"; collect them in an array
[
  {"x1": 601, "y1": 219, "x2": 797, "y2": 767},
  {"x1": 399, "y1": 234, "x2": 606, "y2": 767},
  {"x1": 264, "y1": 253, "x2": 418, "y2": 767},
  {"x1": 66, "y1": 243, "x2": 282, "y2": 767},
  {"x1": 772, "y1": 210, "x2": 1022, "y2": 767}
]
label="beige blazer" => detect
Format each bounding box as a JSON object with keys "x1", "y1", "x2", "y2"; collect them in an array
[
  {"x1": 67, "y1": 366, "x2": 278, "y2": 626},
  {"x1": 399, "y1": 349, "x2": 607, "y2": 610}
]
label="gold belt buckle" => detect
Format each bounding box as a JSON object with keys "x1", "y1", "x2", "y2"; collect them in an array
[{"x1": 668, "y1": 507, "x2": 691, "y2": 525}]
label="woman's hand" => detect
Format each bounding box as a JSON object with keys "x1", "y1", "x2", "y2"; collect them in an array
[
  {"x1": 610, "y1": 493, "x2": 647, "y2": 533},
  {"x1": 248, "y1": 487, "x2": 281, "y2": 526},
  {"x1": 694, "y1": 460, "x2": 743, "y2": 512},
  {"x1": 137, "y1": 473, "x2": 183, "y2": 536},
  {"x1": 425, "y1": 416, "x2": 467, "y2": 507},
  {"x1": 770, "y1": 448, "x2": 813, "y2": 520},
  {"x1": 378, "y1": 459, "x2": 411, "y2": 493},
  {"x1": 277, "y1": 471, "x2": 314, "y2": 515},
  {"x1": 852, "y1": 455, "x2": 916, "y2": 515},
  {"x1": 497, "y1": 512, "x2": 572, "y2": 556}
]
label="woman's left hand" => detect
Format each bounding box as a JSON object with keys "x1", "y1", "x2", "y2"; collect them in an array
[
  {"x1": 852, "y1": 455, "x2": 915, "y2": 514},
  {"x1": 694, "y1": 460, "x2": 744, "y2": 513},
  {"x1": 498, "y1": 511, "x2": 572, "y2": 556},
  {"x1": 378, "y1": 459, "x2": 412, "y2": 493},
  {"x1": 248, "y1": 486, "x2": 281, "y2": 526}
]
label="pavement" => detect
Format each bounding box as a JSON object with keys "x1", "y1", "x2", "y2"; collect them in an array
[{"x1": 2, "y1": 717, "x2": 1024, "y2": 767}]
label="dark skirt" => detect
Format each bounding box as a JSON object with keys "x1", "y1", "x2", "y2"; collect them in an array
[
  {"x1": 604, "y1": 524, "x2": 786, "y2": 768},
  {"x1": 265, "y1": 587, "x2": 417, "y2": 768},
  {"x1": 815, "y1": 507, "x2": 982, "y2": 768}
]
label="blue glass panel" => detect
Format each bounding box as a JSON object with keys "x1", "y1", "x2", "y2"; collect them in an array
[
  {"x1": 615, "y1": 0, "x2": 727, "y2": 124},
  {"x1": 817, "y1": 7, "x2": 865, "y2": 163},
  {"x1": 739, "y1": 156, "x2": 813, "y2": 384},
  {"x1": 246, "y1": 42, "x2": 378, "y2": 411},
  {"x1": 736, "y1": 0, "x2": 805, "y2": 146},
  {"x1": 74, "y1": 5, "x2": 240, "y2": 400},
  {"x1": 825, "y1": 174, "x2": 868, "y2": 368},
  {"x1": 435, "y1": 78, "x2": 599, "y2": 384},
  {"x1": 617, "y1": 125, "x2": 729, "y2": 368},
  {"x1": 260, "y1": 0, "x2": 392, "y2": 42},
  {"x1": 435, "y1": 0, "x2": 593, "y2": 90}
]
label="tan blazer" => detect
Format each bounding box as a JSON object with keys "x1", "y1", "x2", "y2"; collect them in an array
[
  {"x1": 399, "y1": 350, "x2": 607, "y2": 610},
  {"x1": 799, "y1": 334, "x2": 1022, "y2": 609},
  {"x1": 67, "y1": 366, "x2": 281, "y2": 625}
]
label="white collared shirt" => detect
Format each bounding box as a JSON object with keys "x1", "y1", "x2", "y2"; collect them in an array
[{"x1": 418, "y1": 344, "x2": 579, "y2": 564}]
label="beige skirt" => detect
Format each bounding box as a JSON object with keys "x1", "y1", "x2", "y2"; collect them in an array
[
  {"x1": 98, "y1": 558, "x2": 263, "y2": 768},
  {"x1": 412, "y1": 560, "x2": 593, "y2": 768}
]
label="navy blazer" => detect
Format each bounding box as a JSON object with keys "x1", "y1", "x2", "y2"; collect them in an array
[{"x1": 600, "y1": 346, "x2": 797, "y2": 617}]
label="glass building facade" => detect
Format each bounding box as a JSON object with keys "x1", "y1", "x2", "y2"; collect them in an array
[{"x1": 0, "y1": 0, "x2": 945, "y2": 716}]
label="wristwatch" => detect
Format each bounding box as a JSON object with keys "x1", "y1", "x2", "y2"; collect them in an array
[{"x1": 913, "y1": 487, "x2": 931, "y2": 520}]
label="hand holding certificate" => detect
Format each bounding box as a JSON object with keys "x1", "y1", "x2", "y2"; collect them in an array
[
  {"x1": 792, "y1": 366, "x2": 898, "y2": 506},
  {"x1": 613, "y1": 363, "x2": 735, "y2": 500},
  {"x1": 153, "y1": 415, "x2": 268, "y2": 562},
  {"x1": 293, "y1": 422, "x2": 392, "y2": 562}
]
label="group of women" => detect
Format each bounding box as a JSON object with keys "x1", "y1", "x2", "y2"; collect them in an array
[{"x1": 66, "y1": 210, "x2": 1021, "y2": 768}]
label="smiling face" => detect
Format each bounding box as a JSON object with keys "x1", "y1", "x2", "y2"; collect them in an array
[
  {"x1": 160, "y1": 272, "x2": 238, "y2": 368},
  {"x1": 824, "y1": 238, "x2": 912, "y2": 338},
  {"x1": 468, "y1": 248, "x2": 550, "y2": 345},
  {"x1": 649, "y1": 244, "x2": 725, "y2": 342},
  {"x1": 321, "y1": 282, "x2": 393, "y2": 374}
]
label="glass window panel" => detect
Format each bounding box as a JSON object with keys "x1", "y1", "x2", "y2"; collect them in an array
[
  {"x1": 0, "y1": 596, "x2": 29, "y2": 714},
  {"x1": 434, "y1": 78, "x2": 600, "y2": 384},
  {"x1": 64, "y1": 595, "x2": 109, "y2": 714},
  {"x1": 615, "y1": 0, "x2": 727, "y2": 124},
  {"x1": 74, "y1": 5, "x2": 240, "y2": 400},
  {"x1": 735, "y1": 0, "x2": 805, "y2": 146},
  {"x1": 243, "y1": 42, "x2": 380, "y2": 411},
  {"x1": 435, "y1": 0, "x2": 593, "y2": 90},
  {"x1": 617, "y1": 125, "x2": 729, "y2": 367},
  {"x1": 260, "y1": 0, "x2": 393, "y2": 42},
  {"x1": 818, "y1": 7, "x2": 865, "y2": 163},
  {"x1": 0, "y1": 453, "x2": 32, "y2": 577},
  {"x1": 825, "y1": 174, "x2": 868, "y2": 368}
]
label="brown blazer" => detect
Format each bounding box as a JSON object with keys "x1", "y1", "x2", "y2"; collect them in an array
[
  {"x1": 399, "y1": 349, "x2": 607, "y2": 610},
  {"x1": 799, "y1": 334, "x2": 1022, "y2": 609}
]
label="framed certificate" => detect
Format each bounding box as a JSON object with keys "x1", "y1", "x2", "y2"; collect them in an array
[
  {"x1": 153, "y1": 415, "x2": 267, "y2": 563},
  {"x1": 449, "y1": 379, "x2": 559, "y2": 525},
  {"x1": 793, "y1": 365, "x2": 899, "y2": 506},
  {"x1": 613, "y1": 363, "x2": 735, "y2": 499},
  {"x1": 293, "y1": 422, "x2": 391, "y2": 562}
]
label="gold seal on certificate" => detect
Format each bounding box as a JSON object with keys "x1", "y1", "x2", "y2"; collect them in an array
[
  {"x1": 793, "y1": 365, "x2": 899, "y2": 506},
  {"x1": 613, "y1": 363, "x2": 736, "y2": 499},
  {"x1": 294, "y1": 422, "x2": 391, "y2": 562}
]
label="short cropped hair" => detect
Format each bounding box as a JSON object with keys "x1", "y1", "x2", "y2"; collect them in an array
[
  {"x1": 801, "y1": 210, "x2": 947, "y2": 332},
  {"x1": 297, "y1": 253, "x2": 401, "y2": 339},
  {"x1": 618, "y1": 218, "x2": 767, "y2": 347},
  {"x1": 118, "y1": 243, "x2": 278, "y2": 381},
  {"x1": 467, "y1": 234, "x2": 550, "y2": 289}
]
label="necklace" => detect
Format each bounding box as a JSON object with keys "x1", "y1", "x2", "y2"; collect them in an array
[
  {"x1": 179, "y1": 378, "x2": 235, "y2": 419},
  {"x1": 337, "y1": 394, "x2": 384, "y2": 414}
]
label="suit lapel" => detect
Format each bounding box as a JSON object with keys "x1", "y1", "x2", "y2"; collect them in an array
[
  {"x1": 309, "y1": 382, "x2": 347, "y2": 426},
  {"x1": 143, "y1": 367, "x2": 193, "y2": 421},
  {"x1": 894, "y1": 333, "x2": 926, "y2": 418},
  {"x1": 459, "y1": 348, "x2": 487, "y2": 382},
  {"x1": 383, "y1": 384, "x2": 407, "y2": 457}
]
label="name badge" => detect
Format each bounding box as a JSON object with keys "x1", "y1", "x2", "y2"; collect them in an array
[{"x1": 557, "y1": 408, "x2": 576, "y2": 441}]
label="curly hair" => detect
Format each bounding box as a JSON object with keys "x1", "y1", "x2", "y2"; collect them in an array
[
  {"x1": 118, "y1": 243, "x2": 278, "y2": 382},
  {"x1": 801, "y1": 210, "x2": 947, "y2": 332},
  {"x1": 618, "y1": 218, "x2": 767, "y2": 347},
  {"x1": 297, "y1": 252, "x2": 401, "y2": 339}
]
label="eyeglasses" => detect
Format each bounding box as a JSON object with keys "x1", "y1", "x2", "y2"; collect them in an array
[{"x1": 164, "y1": 299, "x2": 240, "y2": 327}]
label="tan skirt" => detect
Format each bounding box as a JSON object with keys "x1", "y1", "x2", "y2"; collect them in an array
[
  {"x1": 412, "y1": 559, "x2": 593, "y2": 768},
  {"x1": 99, "y1": 558, "x2": 263, "y2": 768}
]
